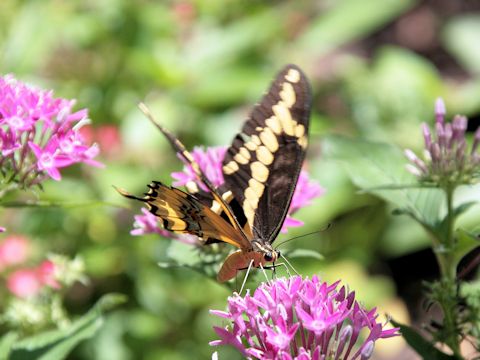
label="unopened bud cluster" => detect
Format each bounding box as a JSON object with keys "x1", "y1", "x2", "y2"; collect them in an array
[{"x1": 405, "y1": 99, "x2": 480, "y2": 186}]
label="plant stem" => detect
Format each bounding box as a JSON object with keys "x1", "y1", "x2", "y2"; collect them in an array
[
  {"x1": 435, "y1": 184, "x2": 461, "y2": 357},
  {"x1": 444, "y1": 184, "x2": 456, "y2": 281}
]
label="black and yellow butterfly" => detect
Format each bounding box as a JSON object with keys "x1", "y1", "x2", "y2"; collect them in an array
[{"x1": 118, "y1": 64, "x2": 311, "y2": 282}]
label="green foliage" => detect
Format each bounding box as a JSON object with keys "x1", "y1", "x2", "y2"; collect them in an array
[
  {"x1": 390, "y1": 320, "x2": 458, "y2": 360},
  {"x1": 452, "y1": 229, "x2": 480, "y2": 271},
  {"x1": 323, "y1": 135, "x2": 445, "y2": 228},
  {"x1": 2, "y1": 294, "x2": 125, "y2": 360}
]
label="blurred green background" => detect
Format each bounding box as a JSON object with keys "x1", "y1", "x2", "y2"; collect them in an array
[{"x1": 1, "y1": 0, "x2": 480, "y2": 359}]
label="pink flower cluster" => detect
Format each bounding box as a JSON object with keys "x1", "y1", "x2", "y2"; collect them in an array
[
  {"x1": 0, "y1": 74, "x2": 102, "y2": 186},
  {"x1": 133, "y1": 146, "x2": 324, "y2": 237},
  {"x1": 405, "y1": 98, "x2": 480, "y2": 185},
  {"x1": 0, "y1": 235, "x2": 60, "y2": 298},
  {"x1": 210, "y1": 276, "x2": 399, "y2": 360}
]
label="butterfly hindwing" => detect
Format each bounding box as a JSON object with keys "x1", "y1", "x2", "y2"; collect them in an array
[
  {"x1": 125, "y1": 181, "x2": 251, "y2": 250},
  {"x1": 222, "y1": 64, "x2": 311, "y2": 243},
  {"x1": 183, "y1": 184, "x2": 251, "y2": 244}
]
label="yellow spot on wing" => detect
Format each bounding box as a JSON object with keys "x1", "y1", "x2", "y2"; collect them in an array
[
  {"x1": 168, "y1": 218, "x2": 187, "y2": 231},
  {"x1": 211, "y1": 200, "x2": 222, "y2": 214},
  {"x1": 256, "y1": 146, "x2": 273, "y2": 165},
  {"x1": 243, "y1": 200, "x2": 255, "y2": 228},
  {"x1": 239, "y1": 147, "x2": 251, "y2": 160},
  {"x1": 222, "y1": 190, "x2": 234, "y2": 202},
  {"x1": 259, "y1": 128, "x2": 278, "y2": 152},
  {"x1": 233, "y1": 147, "x2": 250, "y2": 164},
  {"x1": 273, "y1": 103, "x2": 295, "y2": 136},
  {"x1": 248, "y1": 178, "x2": 265, "y2": 197},
  {"x1": 298, "y1": 135, "x2": 308, "y2": 149},
  {"x1": 295, "y1": 124, "x2": 305, "y2": 138},
  {"x1": 285, "y1": 68, "x2": 300, "y2": 83},
  {"x1": 223, "y1": 161, "x2": 239, "y2": 175},
  {"x1": 280, "y1": 82, "x2": 296, "y2": 108},
  {"x1": 265, "y1": 116, "x2": 282, "y2": 135},
  {"x1": 251, "y1": 161, "x2": 269, "y2": 183},
  {"x1": 244, "y1": 140, "x2": 258, "y2": 151},
  {"x1": 251, "y1": 135, "x2": 262, "y2": 146},
  {"x1": 244, "y1": 187, "x2": 259, "y2": 208},
  {"x1": 186, "y1": 181, "x2": 199, "y2": 194}
]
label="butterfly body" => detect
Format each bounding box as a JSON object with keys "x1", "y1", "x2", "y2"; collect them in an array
[
  {"x1": 119, "y1": 64, "x2": 311, "y2": 282},
  {"x1": 217, "y1": 249, "x2": 274, "y2": 283}
]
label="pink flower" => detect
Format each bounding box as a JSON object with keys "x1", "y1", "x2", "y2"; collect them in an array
[
  {"x1": 171, "y1": 146, "x2": 227, "y2": 190},
  {"x1": 0, "y1": 235, "x2": 30, "y2": 269},
  {"x1": 29, "y1": 139, "x2": 74, "y2": 181},
  {"x1": 37, "y1": 260, "x2": 61, "y2": 289},
  {"x1": 7, "y1": 269, "x2": 42, "y2": 298},
  {"x1": 0, "y1": 74, "x2": 102, "y2": 186},
  {"x1": 210, "y1": 276, "x2": 399, "y2": 360},
  {"x1": 133, "y1": 146, "x2": 324, "y2": 238}
]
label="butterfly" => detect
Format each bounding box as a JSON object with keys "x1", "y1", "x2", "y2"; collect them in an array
[{"x1": 117, "y1": 64, "x2": 311, "y2": 282}]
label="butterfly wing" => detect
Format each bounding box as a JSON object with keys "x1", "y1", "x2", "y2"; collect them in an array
[
  {"x1": 138, "y1": 103, "x2": 248, "y2": 240},
  {"x1": 183, "y1": 183, "x2": 252, "y2": 243},
  {"x1": 117, "y1": 182, "x2": 251, "y2": 250},
  {"x1": 222, "y1": 64, "x2": 311, "y2": 243}
]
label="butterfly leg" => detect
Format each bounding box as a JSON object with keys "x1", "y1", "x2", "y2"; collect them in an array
[
  {"x1": 258, "y1": 263, "x2": 272, "y2": 285},
  {"x1": 263, "y1": 262, "x2": 291, "y2": 278},
  {"x1": 239, "y1": 259, "x2": 255, "y2": 295},
  {"x1": 279, "y1": 253, "x2": 300, "y2": 276}
]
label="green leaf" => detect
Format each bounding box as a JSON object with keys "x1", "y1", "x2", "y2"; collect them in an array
[
  {"x1": 453, "y1": 228, "x2": 480, "y2": 269},
  {"x1": 0, "y1": 332, "x2": 18, "y2": 359},
  {"x1": 453, "y1": 201, "x2": 477, "y2": 218},
  {"x1": 432, "y1": 201, "x2": 479, "y2": 243},
  {"x1": 9, "y1": 294, "x2": 126, "y2": 360},
  {"x1": 323, "y1": 135, "x2": 444, "y2": 228},
  {"x1": 390, "y1": 320, "x2": 458, "y2": 360}
]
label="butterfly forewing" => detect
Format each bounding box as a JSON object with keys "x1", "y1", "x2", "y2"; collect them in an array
[{"x1": 222, "y1": 64, "x2": 311, "y2": 243}]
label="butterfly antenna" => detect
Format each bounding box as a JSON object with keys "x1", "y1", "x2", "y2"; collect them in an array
[
  {"x1": 113, "y1": 185, "x2": 147, "y2": 202},
  {"x1": 275, "y1": 223, "x2": 332, "y2": 249},
  {"x1": 138, "y1": 102, "x2": 248, "y2": 240},
  {"x1": 138, "y1": 103, "x2": 190, "y2": 164}
]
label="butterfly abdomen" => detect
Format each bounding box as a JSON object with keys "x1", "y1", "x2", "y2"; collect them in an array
[{"x1": 217, "y1": 250, "x2": 267, "y2": 283}]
